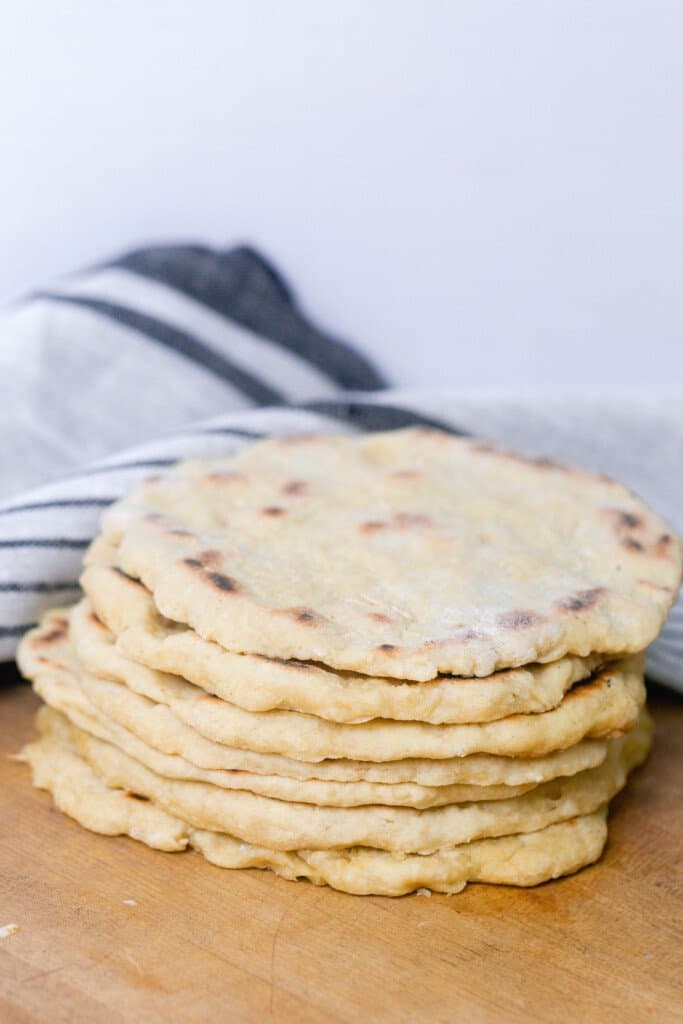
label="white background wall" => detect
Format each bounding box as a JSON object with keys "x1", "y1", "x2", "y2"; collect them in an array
[{"x1": 1, "y1": 1, "x2": 681, "y2": 394}]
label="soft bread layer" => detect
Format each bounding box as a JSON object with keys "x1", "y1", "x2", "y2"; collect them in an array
[
  {"x1": 18, "y1": 610, "x2": 616, "y2": 789},
  {"x1": 31, "y1": 661, "x2": 540, "y2": 808},
  {"x1": 20, "y1": 608, "x2": 646, "y2": 764},
  {"x1": 57, "y1": 706, "x2": 652, "y2": 853},
  {"x1": 21, "y1": 709, "x2": 613, "y2": 897}
]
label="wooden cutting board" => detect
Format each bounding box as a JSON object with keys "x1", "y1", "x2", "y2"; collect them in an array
[{"x1": 1, "y1": 668, "x2": 681, "y2": 1024}]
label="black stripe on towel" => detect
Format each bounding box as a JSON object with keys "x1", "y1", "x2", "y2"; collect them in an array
[
  {"x1": 0, "y1": 539, "x2": 90, "y2": 549},
  {"x1": 0, "y1": 624, "x2": 35, "y2": 639},
  {"x1": 0, "y1": 498, "x2": 115, "y2": 515},
  {"x1": 0, "y1": 582, "x2": 79, "y2": 593},
  {"x1": 108, "y1": 246, "x2": 387, "y2": 392},
  {"x1": 36, "y1": 293, "x2": 286, "y2": 405},
  {"x1": 302, "y1": 400, "x2": 469, "y2": 436},
  {"x1": 171, "y1": 426, "x2": 268, "y2": 440}
]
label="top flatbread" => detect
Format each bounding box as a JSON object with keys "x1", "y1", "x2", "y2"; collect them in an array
[{"x1": 97, "y1": 428, "x2": 682, "y2": 680}]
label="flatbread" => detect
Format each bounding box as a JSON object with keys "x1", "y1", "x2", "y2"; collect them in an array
[
  {"x1": 22, "y1": 708, "x2": 611, "y2": 896},
  {"x1": 23, "y1": 607, "x2": 646, "y2": 762},
  {"x1": 168, "y1": 661, "x2": 644, "y2": 761},
  {"x1": 17, "y1": 611, "x2": 612, "y2": 787},
  {"x1": 195, "y1": 815, "x2": 609, "y2": 898},
  {"x1": 31, "y1": 649, "x2": 538, "y2": 808},
  {"x1": 80, "y1": 553, "x2": 603, "y2": 724},
  {"x1": 64, "y1": 707, "x2": 652, "y2": 853},
  {"x1": 96, "y1": 429, "x2": 681, "y2": 679}
]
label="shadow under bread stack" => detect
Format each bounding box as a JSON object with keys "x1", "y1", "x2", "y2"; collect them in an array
[{"x1": 18, "y1": 429, "x2": 682, "y2": 897}]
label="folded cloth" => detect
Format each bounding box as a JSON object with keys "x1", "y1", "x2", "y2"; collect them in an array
[{"x1": 1, "y1": 245, "x2": 681, "y2": 691}]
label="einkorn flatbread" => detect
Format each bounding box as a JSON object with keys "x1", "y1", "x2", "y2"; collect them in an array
[
  {"x1": 29, "y1": 636, "x2": 540, "y2": 809},
  {"x1": 16, "y1": 610, "x2": 625, "y2": 787},
  {"x1": 96, "y1": 429, "x2": 681, "y2": 679},
  {"x1": 22, "y1": 707, "x2": 613, "y2": 896},
  {"x1": 20, "y1": 609, "x2": 646, "y2": 763},
  {"x1": 80, "y1": 552, "x2": 604, "y2": 724},
  {"x1": 39, "y1": 705, "x2": 654, "y2": 853}
]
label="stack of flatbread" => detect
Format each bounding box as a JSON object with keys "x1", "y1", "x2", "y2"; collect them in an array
[{"x1": 18, "y1": 429, "x2": 682, "y2": 896}]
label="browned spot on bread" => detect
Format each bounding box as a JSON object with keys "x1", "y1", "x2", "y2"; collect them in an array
[
  {"x1": 360, "y1": 520, "x2": 387, "y2": 534},
  {"x1": 112, "y1": 566, "x2": 145, "y2": 588},
  {"x1": 559, "y1": 588, "x2": 604, "y2": 612},
  {"x1": 604, "y1": 507, "x2": 646, "y2": 542},
  {"x1": 654, "y1": 533, "x2": 674, "y2": 557},
  {"x1": 262, "y1": 506, "x2": 286, "y2": 517},
  {"x1": 183, "y1": 552, "x2": 238, "y2": 592},
  {"x1": 125, "y1": 792, "x2": 150, "y2": 802},
  {"x1": 207, "y1": 572, "x2": 240, "y2": 593},
  {"x1": 281, "y1": 480, "x2": 308, "y2": 495},
  {"x1": 497, "y1": 610, "x2": 544, "y2": 629},
  {"x1": 183, "y1": 557, "x2": 204, "y2": 569},
  {"x1": 194, "y1": 550, "x2": 222, "y2": 568},
  {"x1": 87, "y1": 609, "x2": 105, "y2": 628},
  {"x1": 367, "y1": 611, "x2": 394, "y2": 624},
  {"x1": 378, "y1": 643, "x2": 397, "y2": 652},
  {"x1": 280, "y1": 606, "x2": 326, "y2": 625},
  {"x1": 619, "y1": 512, "x2": 642, "y2": 529},
  {"x1": 602, "y1": 507, "x2": 675, "y2": 558},
  {"x1": 39, "y1": 620, "x2": 68, "y2": 643},
  {"x1": 296, "y1": 609, "x2": 322, "y2": 624}
]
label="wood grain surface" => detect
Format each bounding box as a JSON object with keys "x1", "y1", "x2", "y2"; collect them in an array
[{"x1": 1, "y1": 668, "x2": 681, "y2": 1024}]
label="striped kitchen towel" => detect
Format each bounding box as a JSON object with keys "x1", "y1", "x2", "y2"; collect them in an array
[{"x1": 1, "y1": 244, "x2": 681, "y2": 690}]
